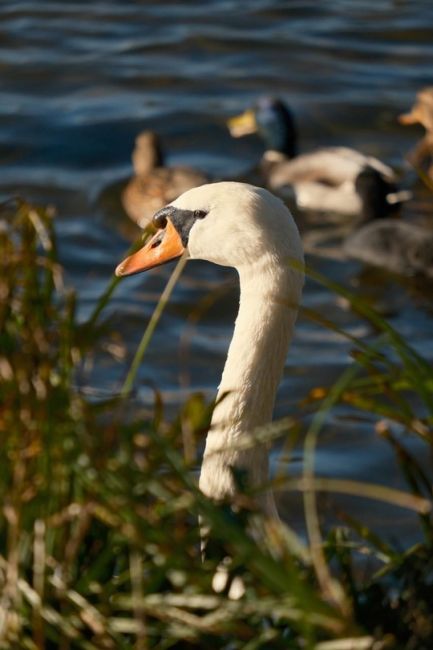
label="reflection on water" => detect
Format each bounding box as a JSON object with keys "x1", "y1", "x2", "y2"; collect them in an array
[{"x1": 1, "y1": 0, "x2": 433, "y2": 540}]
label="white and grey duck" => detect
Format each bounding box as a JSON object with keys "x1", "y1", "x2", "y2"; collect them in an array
[
  {"x1": 228, "y1": 97, "x2": 410, "y2": 219},
  {"x1": 303, "y1": 166, "x2": 433, "y2": 279},
  {"x1": 343, "y1": 219, "x2": 433, "y2": 280}
]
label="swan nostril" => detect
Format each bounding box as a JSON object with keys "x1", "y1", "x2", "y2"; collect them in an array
[{"x1": 151, "y1": 235, "x2": 163, "y2": 249}]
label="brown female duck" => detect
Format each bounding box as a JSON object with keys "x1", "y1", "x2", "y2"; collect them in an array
[
  {"x1": 399, "y1": 87, "x2": 433, "y2": 180},
  {"x1": 122, "y1": 131, "x2": 209, "y2": 228}
]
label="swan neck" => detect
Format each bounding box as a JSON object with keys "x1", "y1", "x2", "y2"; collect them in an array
[
  {"x1": 217, "y1": 264, "x2": 296, "y2": 425},
  {"x1": 199, "y1": 261, "x2": 300, "y2": 513}
]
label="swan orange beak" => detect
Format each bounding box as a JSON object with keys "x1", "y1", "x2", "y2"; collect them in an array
[{"x1": 115, "y1": 219, "x2": 185, "y2": 277}]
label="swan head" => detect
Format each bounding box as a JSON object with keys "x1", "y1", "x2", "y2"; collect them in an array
[
  {"x1": 115, "y1": 181, "x2": 303, "y2": 277},
  {"x1": 227, "y1": 97, "x2": 297, "y2": 158}
]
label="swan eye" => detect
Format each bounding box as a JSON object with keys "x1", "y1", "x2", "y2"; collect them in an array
[{"x1": 194, "y1": 209, "x2": 207, "y2": 220}]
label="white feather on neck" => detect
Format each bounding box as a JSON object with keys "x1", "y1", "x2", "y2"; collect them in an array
[{"x1": 199, "y1": 253, "x2": 301, "y2": 517}]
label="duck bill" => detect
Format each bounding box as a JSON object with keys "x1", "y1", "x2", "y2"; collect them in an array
[
  {"x1": 227, "y1": 108, "x2": 258, "y2": 137},
  {"x1": 115, "y1": 219, "x2": 185, "y2": 277},
  {"x1": 398, "y1": 108, "x2": 420, "y2": 125}
]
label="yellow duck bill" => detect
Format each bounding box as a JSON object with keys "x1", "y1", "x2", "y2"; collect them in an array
[{"x1": 227, "y1": 108, "x2": 258, "y2": 138}]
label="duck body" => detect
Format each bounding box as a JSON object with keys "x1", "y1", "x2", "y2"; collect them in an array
[
  {"x1": 116, "y1": 182, "x2": 304, "y2": 517},
  {"x1": 267, "y1": 146, "x2": 397, "y2": 216},
  {"x1": 343, "y1": 219, "x2": 433, "y2": 279},
  {"x1": 122, "y1": 131, "x2": 209, "y2": 229},
  {"x1": 228, "y1": 97, "x2": 409, "y2": 219}
]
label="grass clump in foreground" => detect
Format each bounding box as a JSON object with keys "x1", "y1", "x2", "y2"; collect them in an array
[{"x1": 0, "y1": 199, "x2": 432, "y2": 649}]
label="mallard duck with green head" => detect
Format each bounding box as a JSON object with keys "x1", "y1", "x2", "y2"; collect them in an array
[{"x1": 228, "y1": 97, "x2": 410, "y2": 220}]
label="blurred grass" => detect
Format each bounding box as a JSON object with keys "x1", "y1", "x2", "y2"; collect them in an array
[{"x1": 0, "y1": 199, "x2": 432, "y2": 649}]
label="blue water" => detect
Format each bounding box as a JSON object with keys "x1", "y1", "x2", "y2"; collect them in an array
[{"x1": 1, "y1": 0, "x2": 433, "y2": 539}]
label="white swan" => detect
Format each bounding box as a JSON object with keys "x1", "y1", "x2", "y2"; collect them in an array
[{"x1": 116, "y1": 182, "x2": 304, "y2": 517}]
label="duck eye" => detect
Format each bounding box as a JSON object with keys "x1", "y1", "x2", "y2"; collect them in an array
[{"x1": 194, "y1": 209, "x2": 207, "y2": 220}]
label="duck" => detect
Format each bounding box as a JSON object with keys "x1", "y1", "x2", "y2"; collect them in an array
[
  {"x1": 399, "y1": 87, "x2": 433, "y2": 181},
  {"x1": 228, "y1": 97, "x2": 410, "y2": 219},
  {"x1": 121, "y1": 131, "x2": 209, "y2": 229},
  {"x1": 343, "y1": 219, "x2": 433, "y2": 279},
  {"x1": 116, "y1": 182, "x2": 304, "y2": 517}
]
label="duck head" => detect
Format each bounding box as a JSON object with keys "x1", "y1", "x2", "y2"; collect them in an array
[
  {"x1": 398, "y1": 87, "x2": 433, "y2": 133},
  {"x1": 132, "y1": 131, "x2": 164, "y2": 177},
  {"x1": 228, "y1": 97, "x2": 297, "y2": 159}
]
